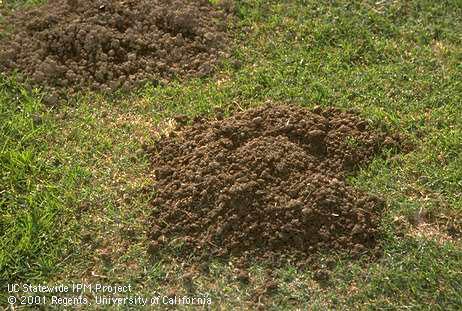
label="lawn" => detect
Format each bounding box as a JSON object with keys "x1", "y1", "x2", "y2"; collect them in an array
[{"x1": 1, "y1": 0, "x2": 461, "y2": 309}]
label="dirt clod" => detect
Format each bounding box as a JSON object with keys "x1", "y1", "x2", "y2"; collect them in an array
[
  {"x1": 0, "y1": 0, "x2": 230, "y2": 96},
  {"x1": 235, "y1": 269, "x2": 250, "y2": 283},
  {"x1": 149, "y1": 104, "x2": 402, "y2": 266}
]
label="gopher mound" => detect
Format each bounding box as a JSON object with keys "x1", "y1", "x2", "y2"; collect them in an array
[
  {"x1": 0, "y1": 0, "x2": 230, "y2": 97},
  {"x1": 149, "y1": 105, "x2": 401, "y2": 265}
]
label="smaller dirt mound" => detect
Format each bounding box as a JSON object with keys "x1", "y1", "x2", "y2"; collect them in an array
[
  {"x1": 0, "y1": 0, "x2": 230, "y2": 98},
  {"x1": 149, "y1": 105, "x2": 402, "y2": 266}
]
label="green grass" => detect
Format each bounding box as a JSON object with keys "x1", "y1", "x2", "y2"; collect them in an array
[
  {"x1": 1, "y1": 0, "x2": 462, "y2": 309},
  {"x1": 0, "y1": 76, "x2": 87, "y2": 290}
]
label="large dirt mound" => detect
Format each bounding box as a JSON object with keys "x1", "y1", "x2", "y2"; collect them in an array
[
  {"x1": 0, "y1": 0, "x2": 230, "y2": 98},
  {"x1": 149, "y1": 105, "x2": 402, "y2": 265}
]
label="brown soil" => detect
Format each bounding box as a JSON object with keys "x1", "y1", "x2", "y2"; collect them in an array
[
  {"x1": 0, "y1": 0, "x2": 230, "y2": 99},
  {"x1": 149, "y1": 104, "x2": 403, "y2": 266}
]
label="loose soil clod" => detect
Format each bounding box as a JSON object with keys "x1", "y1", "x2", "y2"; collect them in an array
[
  {"x1": 149, "y1": 105, "x2": 402, "y2": 266},
  {"x1": 0, "y1": 0, "x2": 230, "y2": 96}
]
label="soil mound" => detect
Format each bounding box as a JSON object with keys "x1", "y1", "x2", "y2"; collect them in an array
[
  {"x1": 149, "y1": 105, "x2": 401, "y2": 265},
  {"x1": 0, "y1": 0, "x2": 229, "y2": 98}
]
